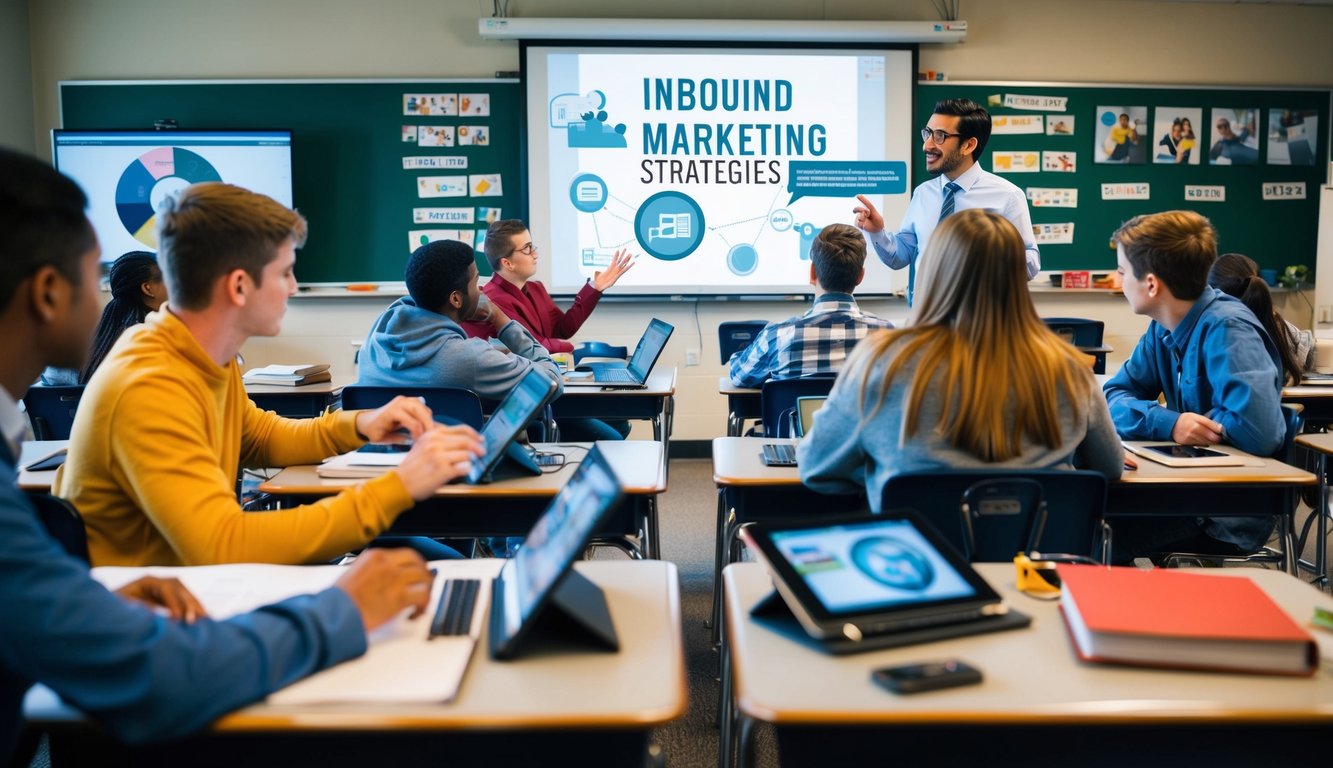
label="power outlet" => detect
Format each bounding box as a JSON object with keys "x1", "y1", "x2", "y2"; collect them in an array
[{"x1": 685, "y1": 348, "x2": 700, "y2": 366}]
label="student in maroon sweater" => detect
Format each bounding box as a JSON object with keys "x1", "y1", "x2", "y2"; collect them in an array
[{"x1": 466, "y1": 219, "x2": 634, "y2": 353}]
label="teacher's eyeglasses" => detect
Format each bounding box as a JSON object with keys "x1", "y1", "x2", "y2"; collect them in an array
[{"x1": 920, "y1": 127, "x2": 963, "y2": 144}]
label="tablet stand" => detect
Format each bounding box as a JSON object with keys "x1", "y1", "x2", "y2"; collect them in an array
[
  {"x1": 480, "y1": 442, "x2": 543, "y2": 483},
  {"x1": 750, "y1": 590, "x2": 1031, "y2": 656},
  {"x1": 489, "y1": 569, "x2": 620, "y2": 660}
]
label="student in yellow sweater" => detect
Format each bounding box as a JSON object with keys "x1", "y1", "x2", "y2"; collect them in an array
[{"x1": 55, "y1": 183, "x2": 484, "y2": 567}]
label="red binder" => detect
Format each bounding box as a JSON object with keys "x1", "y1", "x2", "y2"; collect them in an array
[{"x1": 1057, "y1": 565, "x2": 1318, "y2": 676}]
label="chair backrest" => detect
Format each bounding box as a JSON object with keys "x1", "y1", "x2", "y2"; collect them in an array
[
  {"x1": 718, "y1": 320, "x2": 768, "y2": 364},
  {"x1": 881, "y1": 469, "x2": 1109, "y2": 562},
  {"x1": 572, "y1": 341, "x2": 628, "y2": 365},
  {"x1": 759, "y1": 375, "x2": 836, "y2": 438},
  {"x1": 1041, "y1": 317, "x2": 1105, "y2": 348},
  {"x1": 21, "y1": 385, "x2": 85, "y2": 440},
  {"x1": 30, "y1": 493, "x2": 89, "y2": 563},
  {"x1": 1280, "y1": 403, "x2": 1304, "y2": 463},
  {"x1": 340, "y1": 385, "x2": 483, "y2": 429}
]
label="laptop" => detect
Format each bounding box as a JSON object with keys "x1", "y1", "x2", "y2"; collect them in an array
[
  {"x1": 564, "y1": 318, "x2": 674, "y2": 389},
  {"x1": 762, "y1": 395, "x2": 828, "y2": 467},
  {"x1": 319, "y1": 367, "x2": 558, "y2": 482}
]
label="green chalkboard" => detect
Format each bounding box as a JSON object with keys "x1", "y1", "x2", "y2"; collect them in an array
[
  {"x1": 60, "y1": 79, "x2": 523, "y2": 284},
  {"x1": 917, "y1": 82, "x2": 1329, "y2": 273}
]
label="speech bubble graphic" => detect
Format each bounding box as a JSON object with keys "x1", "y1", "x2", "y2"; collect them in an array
[{"x1": 787, "y1": 161, "x2": 907, "y2": 204}]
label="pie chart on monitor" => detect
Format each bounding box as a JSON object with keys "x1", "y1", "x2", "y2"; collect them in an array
[{"x1": 115, "y1": 147, "x2": 222, "y2": 247}]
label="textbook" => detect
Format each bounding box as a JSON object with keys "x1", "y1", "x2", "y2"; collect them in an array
[
  {"x1": 244, "y1": 363, "x2": 330, "y2": 378},
  {"x1": 316, "y1": 445, "x2": 405, "y2": 478},
  {"x1": 243, "y1": 366, "x2": 332, "y2": 387},
  {"x1": 1058, "y1": 565, "x2": 1318, "y2": 676}
]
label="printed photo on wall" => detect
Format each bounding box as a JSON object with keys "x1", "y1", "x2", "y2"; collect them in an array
[
  {"x1": 402, "y1": 125, "x2": 418, "y2": 143},
  {"x1": 403, "y1": 93, "x2": 458, "y2": 116},
  {"x1": 1267, "y1": 108, "x2": 1318, "y2": 166},
  {"x1": 1208, "y1": 108, "x2": 1260, "y2": 165},
  {"x1": 418, "y1": 126, "x2": 456, "y2": 147},
  {"x1": 1046, "y1": 115, "x2": 1075, "y2": 135},
  {"x1": 1152, "y1": 107, "x2": 1202, "y2": 165},
  {"x1": 1095, "y1": 106, "x2": 1147, "y2": 165},
  {"x1": 457, "y1": 125, "x2": 490, "y2": 146},
  {"x1": 459, "y1": 93, "x2": 491, "y2": 116}
]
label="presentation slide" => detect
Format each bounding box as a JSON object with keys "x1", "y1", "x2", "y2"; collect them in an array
[
  {"x1": 53, "y1": 130, "x2": 294, "y2": 262},
  {"x1": 524, "y1": 45, "x2": 915, "y2": 296}
]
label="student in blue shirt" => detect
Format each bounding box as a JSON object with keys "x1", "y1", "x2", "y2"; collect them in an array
[
  {"x1": 851, "y1": 98, "x2": 1039, "y2": 304},
  {"x1": 799, "y1": 210, "x2": 1121, "y2": 507},
  {"x1": 0, "y1": 148, "x2": 440, "y2": 764},
  {"x1": 1103, "y1": 210, "x2": 1285, "y2": 557},
  {"x1": 727, "y1": 223, "x2": 894, "y2": 388}
]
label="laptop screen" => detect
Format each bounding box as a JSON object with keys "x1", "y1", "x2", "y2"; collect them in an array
[
  {"x1": 627, "y1": 319, "x2": 673, "y2": 380},
  {"x1": 466, "y1": 368, "x2": 556, "y2": 483},
  {"x1": 795, "y1": 396, "x2": 827, "y2": 438}
]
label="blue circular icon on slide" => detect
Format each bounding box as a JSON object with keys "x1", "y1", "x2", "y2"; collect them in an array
[
  {"x1": 634, "y1": 191, "x2": 705, "y2": 261},
  {"x1": 850, "y1": 536, "x2": 935, "y2": 591},
  {"x1": 769, "y1": 209, "x2": 794, "y2": 232},
  {"x1": 727, "y1": 244, "x2": 759, "y2": 276},
  {"x1": 569, "y1": 173, "x2": 608, "y2": 213}
]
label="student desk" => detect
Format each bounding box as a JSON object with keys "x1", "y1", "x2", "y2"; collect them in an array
[
  {"x1": 720, "y1": 561, "x2": 1333, "y2": 768},
  {"x1": 25, "y1": 560, "x2": 686, "y2": 768},
  {"x1": 260, "y1": 440, "x2": 668, "y2": 559},
  {"x1": 17, "y1": 439, "x2": 66, "y2": 492},
  {"x1": 555, "y1": 368, "x2": 676, "y2": 445},
  {"x1": 1111, "y1": 448, "x2": 1315, "y2": 574},
  {"x1": 1292, "y1": 432, "x2": 1333, "y2": 588},
  {"x1": 718, "y1": 376, "x2": 761, "y2": 437},
  {"x1": 1283, "y1": 383, "x2": 1333, "y2": 429},
  {"x1": 245, "y1": 375, "x2": 352, "y2": 418}
]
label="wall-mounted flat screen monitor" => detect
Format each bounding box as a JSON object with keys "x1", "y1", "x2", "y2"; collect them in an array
[
  {"x1": 522, "y1": 43, "x2": 915, "y2": 296},
  {"x1": 52, "y1": 129, "x2": 294, "y2": 261}
]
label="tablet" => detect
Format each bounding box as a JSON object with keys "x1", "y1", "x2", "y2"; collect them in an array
[
  {"x1": 466, "y1": 368, "x2": 558, "y2": 483},
  {"x1": 1123, "y1": 442, "x2": 1246, "y2": 467},
  {"x1": 740, "y1": 512, "x2": 1008, "y2": 642}
]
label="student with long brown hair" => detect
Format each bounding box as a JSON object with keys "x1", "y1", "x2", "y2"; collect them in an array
[
  {"x1": 1207, "y1": 252, "x2": 1311, "y2": 384},
  {"x1": 798, "y1": 209, "x2": 1122, "y2": 508}
]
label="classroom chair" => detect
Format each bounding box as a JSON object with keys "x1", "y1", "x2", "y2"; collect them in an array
[
  {"x1": 881, "y1": 469, "x2": 1111, "y2": 563},
  {"x1": 21, "y1": 385, "x2": 84, "y2": 440},
  {"x1": 30, "y1": 493, "x2": 89, "y2": 563},
  {"x1": 759, "y1": 375, "x2": 836, "y2": 438},
  {"x1": 718, "y1": 320, "x2": 768, "y2": 364},
  {"x1": 572, "y1": 341, "x2": 628, "y2": 366},
  {"x1": 340, "y1": 385, "x2": 484, "y2": 429},
  {"x1": 1041, "y1": 317, "x2": 1107, "y2": 374},
  {"x1": 1162, "y1": 404, "x2": 1304, "y2": 571}
]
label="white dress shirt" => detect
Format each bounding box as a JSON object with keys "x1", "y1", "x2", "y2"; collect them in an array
[
  {"x1": 868, "y1": 161, "x2": 1040, "y2": 281},
  {"x1": 0, "y1": 385, "x2": 27, "y2": 459}
]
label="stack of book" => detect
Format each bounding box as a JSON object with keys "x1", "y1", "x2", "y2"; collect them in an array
[
  {"x1": 1058, "y1": 564, "x2": 1318, "y2": 676},
  {"x1": 242, "y1": 363, "x2": 332, "y2": 387}
]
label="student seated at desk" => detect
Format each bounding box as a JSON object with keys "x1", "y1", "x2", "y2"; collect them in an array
[
  {"x1": 40, "y1": 250, "x2": 167, "y2": 387},
  {"x1": 1104, "y1": 211, "x2": 1285, "y2": 557},
  {"x1": 0, "y1": 148, "x2": 437, "y2": 764},
  {"x1": 726, "y1": 224, "x2": 893, "y2": 389},
  {"x1": 1207, "y1": 252, "x2": 1312, "y2": 384},
  {"x1": 799, "y1": 210, "x2": 1123, "y2": 506},
  {"x1": 55, "y1": 182, "x2": 484, "y2": 567},
  {"x1": 357, "y1": 239, "x2": 620, "y2": 442}
]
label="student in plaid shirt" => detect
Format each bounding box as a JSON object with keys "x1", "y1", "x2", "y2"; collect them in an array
[{"x1": 727, "y1": 224, "x2": 893, "y2": 388}]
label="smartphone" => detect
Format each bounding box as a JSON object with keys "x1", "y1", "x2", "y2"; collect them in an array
[
  {"x1": 871, "y1": 660, "x2": 982, "y2": 694},
  {"x1": 356, "y1": 443, "x2": 411, "y2": 454}
]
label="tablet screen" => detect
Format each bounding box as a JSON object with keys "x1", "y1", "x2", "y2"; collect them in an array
[
  {"x1": 767, "y1": 518, "x2": 980, "y2": 616},
  {"x1": 467, "y1": 368, "x2": 556, "y2": 483},
  {"x1": 1144, "y1": 444, "x2": 1228, "y2": 460}
]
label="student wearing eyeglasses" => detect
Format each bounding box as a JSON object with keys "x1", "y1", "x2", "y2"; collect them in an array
[
  {"x1": 852, "y1": 98, "x2": 1039, "y2": 304},
  {"x1": 471, "y1": 219, "x2": 635, "y2": 354}
]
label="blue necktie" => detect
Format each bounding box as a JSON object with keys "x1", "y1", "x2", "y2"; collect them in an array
[{"x1": 907, "y1": 181, "x2": 961, "y2": 306}]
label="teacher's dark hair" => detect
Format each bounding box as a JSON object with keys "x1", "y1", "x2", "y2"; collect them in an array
[{"x1": 933, "y1": 98, "x2": 992, "y2": 162}]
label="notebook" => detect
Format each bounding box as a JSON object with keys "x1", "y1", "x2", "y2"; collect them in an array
[
  {"x1": 564, "y1": 318, "x2": 674, "y2": 389},
  {"x1": 1058, "y1": 565, "x2": 1318, "y2": 676}
]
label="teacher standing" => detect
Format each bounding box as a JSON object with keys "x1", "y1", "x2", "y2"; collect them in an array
[{"x1": 853, "y1": 98, "x2": 1039, "y2": 304}]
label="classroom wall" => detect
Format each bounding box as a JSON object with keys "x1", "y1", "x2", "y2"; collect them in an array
[
  {"x1": 0, "y1": 0, "x2": 34, "y2": 152},
  {"x1": 20, "y1": 0, "x2": 1333, "y2": 440}
]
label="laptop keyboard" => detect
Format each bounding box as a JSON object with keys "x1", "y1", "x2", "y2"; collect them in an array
[
  {"x1": 429, "y1": 578, "x2": 480, "y2": 638},
  {"x1": 762, "y1": 443, "x2": 797, "y2": 467},
  {"x1": 596, "y1": 367, "x2": 637, "y2": 383}
]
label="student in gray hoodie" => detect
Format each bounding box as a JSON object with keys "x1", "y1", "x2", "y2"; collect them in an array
[{"x1": 358, "y1": 239, "x2": 563, "y2": 402}]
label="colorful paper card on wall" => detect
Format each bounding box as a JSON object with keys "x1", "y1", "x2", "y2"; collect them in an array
[
  {"x1": 403, "y1": 156, "x2": 467, "y2": 170},
  {"x1": 991, "y1": 115, "x2": 1044, "y2": 134},
  {"x1": 470, "y1": 174, "x2": 503, "y2": 197},
  {"x1": 408, "y1": 229, "x2": 465, "y2": 252},
  {"x1": 1027, "y1": 188, "x2": 1078, "y2": 208},
  {"x1": 413, "y1": 207, "x2": 475, "y2": 224},
  {"x1": 1033, "y1": 223, "x2": 1075, "y2": 244},
  {"x1": 403, "y1": 93, "x2": 457, "y2": 116},
  {"x1": 1042, "y1": 152, "x2": 1077, "y2": 172},
  {"x1": 992, "y1": 152, "x2": 1041, "y2": 173},
  {"x1": 1046, "y1": 115, "x2": 1075, "y2": 135},
  {"x1": 1184, "y1": 185, "x2": 1226, "y2": 203},
  {"x1": 1101, "y1": 183, "x2": 1150, "y2": 200},
  {"x1": 417, "y1": 176, "x2": 468, "y2": 198}
]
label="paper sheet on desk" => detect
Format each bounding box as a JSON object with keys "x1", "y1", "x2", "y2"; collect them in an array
[{"x1": 92, "y1": 559, "x2": 502, "y2": 704}]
